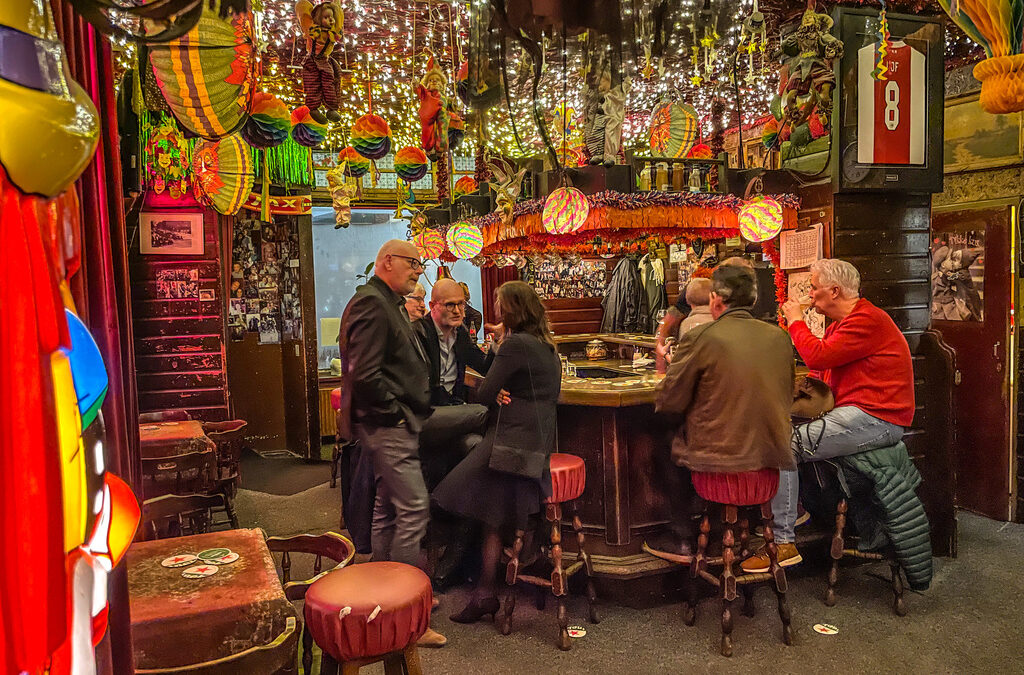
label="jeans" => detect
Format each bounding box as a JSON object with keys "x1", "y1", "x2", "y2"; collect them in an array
[
  {"x1": 772, "y1": 406, "x2": 903, "y2": 543},
  {"x1": 356, "y1": 423, "x2": 430, "y2": 567}
]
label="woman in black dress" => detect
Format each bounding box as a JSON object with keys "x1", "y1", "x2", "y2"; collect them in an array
[{"x1": 433, "y1": 281, "x2": 562, "y2": 623}]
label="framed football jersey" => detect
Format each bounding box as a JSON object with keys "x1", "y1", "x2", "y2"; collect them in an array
[{"x1": 831, "y1": 8, "x2": 944, "y2": 192}]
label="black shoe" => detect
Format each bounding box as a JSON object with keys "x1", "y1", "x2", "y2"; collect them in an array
[
  {"x1": 642, "y1": 531, "x2": 695, "y2": 564},
  {"x1": 449, "y1": 596, "x2": 500, "y2": 624}
]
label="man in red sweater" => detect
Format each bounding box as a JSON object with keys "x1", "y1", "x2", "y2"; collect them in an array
[{"x1": 742, "y1": 259, "x2": 914, "y2": 573}]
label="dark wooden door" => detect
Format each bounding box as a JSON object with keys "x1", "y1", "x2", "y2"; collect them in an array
[{"x1": 932, "y1": 205, "x2": 1013, "y2": 520}]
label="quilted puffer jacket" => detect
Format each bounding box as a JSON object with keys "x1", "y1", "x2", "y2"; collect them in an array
[{"x1": 838, "y1": 442, "x2": 933, "y2": 591}]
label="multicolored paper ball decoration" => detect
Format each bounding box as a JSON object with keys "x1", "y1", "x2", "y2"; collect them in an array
[
  {"x1": 413, "y1": 229, "x2": 445, "y2": 259},
  {"x1": 738, "y1": 196, "x2": 784, "y2": 243},
  {"x1": 242, "y1": 92, "x2": 291, "y2": 149},
  {"x1": 351, "y1": 113, "x2": 392, "y2": 160},
  {"x1": 290, "y1": 106, "x2": 327, "y2": 147},
  {"x1": 686, "y1": 143, "x2": 713, "y2": 160},
  {"x1": 453, "y1": 175, "x2": 478, "y2": 199},
  {"x1": 648, "y1": 100, "x2": 699, "y2": 158},
  {"x1": 542, "y1": 187, "x2": 590, "y2": 235},
  {"x1": 338, "y1": 146, "x2": 370, "y2": 177},
  {"x1": 761, "y1": 118, "x2": 780, "y2": 149},
  {"x1": 445, "y1": 221, "x2": 484, "y2": 259},
  {"x1": 394, "y1": 146, "x2": 429, "y2": 182}
]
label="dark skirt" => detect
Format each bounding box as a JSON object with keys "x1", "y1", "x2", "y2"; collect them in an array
[{"x1": 432, "y1": 423, "x2": 550, "y2": 531}]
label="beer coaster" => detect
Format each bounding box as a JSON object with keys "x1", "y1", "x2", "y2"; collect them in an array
[
  {"x1": 161, "y1": 554, "x2": 198, "y2": 568},
  {"x1": 182, "y1": 564, "x2": 219, "y2": 579},
  {"x1": 813, "y1": 623, "x2": 839, "y2": 635},
  {"x1": 207, "y1": 552, "x2": 240, "y2": 565},
  {"x1": 142, "y1": 425, "x2": 160, "y2": 431},
  {"x1": 567, "y1": 625, "x2": 586, "y2": 638},
  {"x1": 197, "y1": 547, "x2": 232, "y2": 560}
]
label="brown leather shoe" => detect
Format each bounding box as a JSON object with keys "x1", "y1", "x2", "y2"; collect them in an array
[
  {"x1": 416, "y1": 627, "x2": 447, "y2": 648},
  {"x1": 740, "y1": 543, "x2": 802, "y2": 574}
]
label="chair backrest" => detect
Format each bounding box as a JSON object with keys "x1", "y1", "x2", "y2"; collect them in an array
[
  {"x1": 265, "y1": 532, "x2": 355, "y2": 601},
  {"x1": 139, "y1": 410, "x2": 193, "y2": 423},
  {"x1": 203, "y1": 420, "x2": 248, "y2": 472},
  {"x1": 135, "y1": 616, "x2": 297, "y2": 675},
  {"x1": 141, "y1": 450, "x2": 214, "y2": 497},
  {"x1": 141, "y1": 493, "x2": 226, "y2": 540}
]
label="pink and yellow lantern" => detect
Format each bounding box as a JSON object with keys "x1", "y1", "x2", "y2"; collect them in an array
[
  {"x1": 413, "y1": 229, "x2": 445, "y2": 259},
  {"x1": 738, "y1": 196, "x2": 784, "y2": 243},
  {"x1": 542, "y1": 187, "x2": 590, "y2": 234},
  {"x1": 445, "y1": 221, "x2": 484, "y2": 259}
]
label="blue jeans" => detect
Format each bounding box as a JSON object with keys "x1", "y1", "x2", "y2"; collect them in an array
[{"x1": 772, "y1": 406, "x2": 903, "y2": 544}]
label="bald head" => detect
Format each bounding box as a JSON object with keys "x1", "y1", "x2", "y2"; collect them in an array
[
  {"x1": 430, "y1": 278, "x2": 467, "y2": 330},
  {"x1": 374, "y1": 239, "x2": 423, "y2": 295}
]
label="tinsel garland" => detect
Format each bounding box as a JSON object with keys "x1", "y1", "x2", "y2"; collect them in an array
[
  {"x1": 483, "y1": 226, "x2": 741, "y2": 257},
  {"x1": 437, "y1": 155, "x2": 450, "y2": 201},
  {"x1": 474, "y1": 143, "x2": 491, "y2": 184},
  {"x1": 760, "y1": 237, "x2": 787, "y2": 328},
  {"x1": 250, "y1": 137, "x2": 314, "y2": 186}
]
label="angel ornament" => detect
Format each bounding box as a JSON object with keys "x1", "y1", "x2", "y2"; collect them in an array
[
  {"x1": 486, "y1": 158, "x2": 527, "y2": 226},
  {"x1": 416, "y1": 54, "x2": 450, "y2": 160},
  {"x1": 296, "y1": 0, "x2": 343, "y2": 124}
]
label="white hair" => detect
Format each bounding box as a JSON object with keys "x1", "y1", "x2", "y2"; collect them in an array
[{"x1": 811, "y1": 259, "x2": 860, "y2": 298}]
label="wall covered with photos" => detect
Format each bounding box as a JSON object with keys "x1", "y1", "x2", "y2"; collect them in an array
[
  {"x1": 228, "y1": 218, "x2": 303, "y2": 344},
  {"x1": 523, "y1": 257, "x2": 609, "y2": 300}
]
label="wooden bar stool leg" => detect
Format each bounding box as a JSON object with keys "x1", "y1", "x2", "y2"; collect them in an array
[
  {"x1": 301, "y1": 624, "x2": 314, "y2": 674},
  {"x1": 826, "y1": 499, "x2": 848, "y2": 607},
  {"x1": 499, "y1": 528, "x2": 525, "y2": 636},
  {"x1": 330, "y1": 435, "x2": 340, "y2": 488},
  {"x1": 684, "y1": 513, "x2": 710, "y2": 627},
  {"x1": 738, "y1": 513, "x2": 756, "y2": 618},
  {"x1": 761, "y1": 502, "x2": 794, "y2": 646},
  {"x1": 403, "y1": 645, "x2": 423, "y2": 675},
  {"x1": 569, "y1": 499, "x2": 599, "y2": 624},
  {"x1": 720, "y1": 505, "x2": 738, "y2": 657},
  {"x1": 322, "y1": 652, "x2": 340, "y2": 675},
  {"x1": 548, "y1": 503, "x2": 571, "y2": 651},
  {"x1": 890, "y1": 559, "x2": 908, "y2": 617}
]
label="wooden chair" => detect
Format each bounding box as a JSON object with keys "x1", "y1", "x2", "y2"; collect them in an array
[
  {"x1": 141, "y1": 493, "x2": 227, "y2": 540},
  {"x1": 141, "y1": 449, "x2": 215, "y2": 499},
  {"x1": 139, "y1": 409, "x2": 193, "y2": 423},
  {"x1": 202, "y1": 419, "x2": 249, "y2": 528},
  {"x1": 135, "y1": 616, "x2": 298, "y2": 675},
  {"x1": 266, "y1": 532, "x2": 356, "y2": 675},
  {"x1": 826, "y1": 500, "x2": 908, "y2": 616}
]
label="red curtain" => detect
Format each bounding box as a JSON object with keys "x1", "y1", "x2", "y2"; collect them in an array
[
  {"x1": 51, "y1": 3, "x2": 140, "y2": 674},
  {"x1": 481, "y1": 266, "x2": 520, "y2": 325}
]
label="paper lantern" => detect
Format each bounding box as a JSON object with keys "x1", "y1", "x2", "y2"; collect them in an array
[
  {"x1": 337, "y1": 146, "x2": 370, "y2": 177},
  {"x1": 940, "y1": 0, "x2": 1024, "y2": 113},
  {"x1": 63, "y1": 310, "x2": 108, "y2": 430},
  {"x1": 413, "y1": 229, "x2": 445, "y2": 259},
  {"x1": 453, "y1": 175, "x2": 478, "y2": 199},
  {"x1": 394, "y1": 146, "x2": 429, "y2": 182},
  {"x1": 445, "y1": 221, "x2": 484, "y2": 259},
  {"x1": 762, "y1": 118, "x2": 780, "y2": 149},
  {"x1": 351, "y1": 113, "x2": 392, "y2": 159},
  {"x1": 192, "y1": 134, "x2": 254, "y2": 215},
  {"x1": 738, "y1": 196, "x2": 784, "y2": 243},
  {"x1": 242, "y1": 93, "x2": 291, "y2": 149},
  {"x1": 542, "y1": 187, "x2": 590, "y2": 235},
  {"x1": 686, "y1": 143, "x2": 713, "y2": 160},
  {"x1": 290, "y1": 106, "x2": 327, "y2": 148},
  {"x1": 649, "y1": 100, "x2": 699, "y2": 158}
]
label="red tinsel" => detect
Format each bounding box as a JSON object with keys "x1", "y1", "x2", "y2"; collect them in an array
[
  {"x1": 760, "y1": 237, "x2": 787, "y2": 328},
  {"x1": 436, "y1": 155, "x2": 449, "y2": 201},
  {"x1": 474, "y1": 144, "x2": 490, "y2": 183}
]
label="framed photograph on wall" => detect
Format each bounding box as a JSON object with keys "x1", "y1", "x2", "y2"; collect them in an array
[
  {"x1": 944, "y1": 94, "x2": 1023, "y2": 174},
  {"x1": 140, "y1": 212, "x2": 205, "y2": 255}
]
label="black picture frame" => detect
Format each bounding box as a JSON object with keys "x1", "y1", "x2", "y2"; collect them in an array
[{"x1": 830, "y1": 7, "x2": 945, "y2": 193}]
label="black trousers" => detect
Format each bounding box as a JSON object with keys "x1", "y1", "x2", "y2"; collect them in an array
[{"x1": 654, "y1": 426, "x2": 700, "y2": 539}]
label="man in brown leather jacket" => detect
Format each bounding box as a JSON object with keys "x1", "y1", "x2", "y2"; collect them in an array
[{"x1": 644, "y1": 264, "x2": 795, "y2": 562}]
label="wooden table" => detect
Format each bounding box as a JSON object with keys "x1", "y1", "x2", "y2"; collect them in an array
[
  {"x1": 139, "y1": 420, "x2": 215, "y2": 458},
  {"x1": 127, "y1": 528, "x2": 298, "y2": 672}
]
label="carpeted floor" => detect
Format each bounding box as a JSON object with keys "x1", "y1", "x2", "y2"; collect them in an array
[
  {"x1": 234, "y1": 484, "x2": 1024, "y2": 674},
  {"x1": 239, "y1": 449, "x2": 332, "y2": 496}
]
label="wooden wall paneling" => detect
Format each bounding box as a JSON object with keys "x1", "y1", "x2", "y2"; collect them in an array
[
  {"x1": 281, "y1": 213, "x2": 319, "y2": 459},
  {"x1": 129, "y1": 208, "x2": 229, "y2": 422}
]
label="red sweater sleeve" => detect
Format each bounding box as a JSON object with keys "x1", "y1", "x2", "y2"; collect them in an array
[{"x1": 788, "y1": 313, "x2": 877, "y2": 370}]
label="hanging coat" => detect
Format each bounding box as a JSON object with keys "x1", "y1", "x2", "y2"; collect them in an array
[
  {"x1": 601, "y1": 257, "x2": 650, "y2": 333},
  {"x1": 638, "y1": 253, "x2": 667, "y2": 333}
]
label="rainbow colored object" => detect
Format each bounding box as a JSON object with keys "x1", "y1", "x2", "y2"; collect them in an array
[
  {"x1": 445, "y1": 221, "x2": 484, "y2": 258},
  {"x1": 761, "y1": 118, "x2": 780, "y2": 149},
  {"x1": 939, "y1": 0, "x2": 1024, "y2": 113},
  {"x1": 338, "y1": 146, "x2": 370, "y2": 178},
  {"x1": 649, "y1": 100, "x2": 699, "y2": 158},
  {"x1": 351, "y1": 113, "x2": 392, "y2": 160},
  {"x1": 413, "y1": 228, "x2": 445, "y2": 259},
  {"x1": 394, "y1": 146, "x2": 429, "y2": 182},
  {"x1": 542, "y1": 187, "x2": 590, "y2": 235},
  {"x1": 738, "y1": 196, "x2": 784, "y2": 243},
  {"x1": 242, "y1": 93, "x2": 292, "y2": 149},
  {"x1": 290, "y1": 106, "x2": 328, "y2": 147},
  {"x1": 453, "y1": 175, "x2": 478, "y2": 199},
  {"x1": 686, "y1": 143, "x2": 713, "y2": 160}
]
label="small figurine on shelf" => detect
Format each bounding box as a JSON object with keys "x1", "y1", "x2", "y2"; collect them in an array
[
  {"x1": 416, "y1": 53, "x2": 450, "y2": 160},
  {"x1": 295, "y1": 0, "x2": 344, "y2": 124}
]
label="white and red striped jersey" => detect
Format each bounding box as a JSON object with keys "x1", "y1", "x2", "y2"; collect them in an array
[{"x1": 857, "y1": 41, "x2": 926, "y2": 165}]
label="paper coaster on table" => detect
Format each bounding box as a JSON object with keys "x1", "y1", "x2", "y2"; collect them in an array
[
  {"x1": 567, "y1": 625, "x2": 586, "y2": 638},
  {"x1": 182, "y1": 564, "x2": 219, "y2": 579},
  {"x1": 197, "y1": 548, "x2": 232, "y2": 561},
  {"x1": 207, "y1": 552, "x2": 240, "y2": 565},
  {"x1": 161, "y1": 554, "x2": 199, "y2": 568},
  {"x1": 813, "y1": 623, "x2": 839, "y2": 635}
]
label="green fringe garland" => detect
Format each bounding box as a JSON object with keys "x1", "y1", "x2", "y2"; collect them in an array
[{"x1": 251, "y1": 137, "x2": 314, "y2": 187}]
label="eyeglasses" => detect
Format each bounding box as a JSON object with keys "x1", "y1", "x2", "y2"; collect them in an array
[
  {"x1": 405, "y1": 294, "x2": 426, "y2": 304},
  {"x1": 390, "y1": 254, "x2": 424, "y2": 272},
  {"x1": 443, "y1": 301, "x2": 467, "y2": 312}
]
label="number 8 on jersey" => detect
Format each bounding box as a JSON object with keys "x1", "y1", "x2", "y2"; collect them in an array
[{"x1": 857, "y1": 41, "x2": 925, "y2": 165}]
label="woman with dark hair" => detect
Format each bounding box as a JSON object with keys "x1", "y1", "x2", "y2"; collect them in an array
[{"x1": 433, "y1": 281, "x2": 562, "y2": 623}]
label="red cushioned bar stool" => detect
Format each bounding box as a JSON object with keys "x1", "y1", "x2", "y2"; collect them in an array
[
  {"x1": 685, "y1": 469, "x2": 794, "y2": 657},
  {"x1": 330, "y1": 387, "x2": 342, "y2": 488},
  {"x1": 500, "y1": 453, "x2": 599, "y2": 650},
  {"x1": 304, "y1": 561, "x2": 431, "y2": 675}
]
